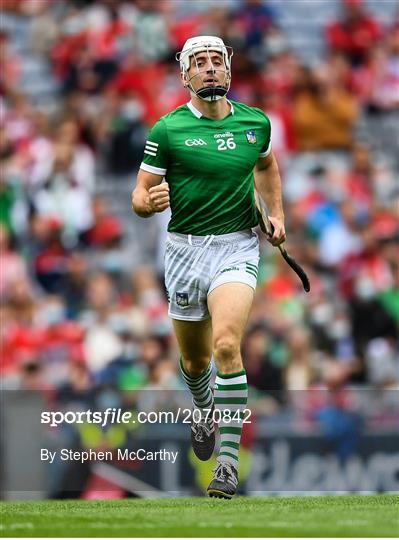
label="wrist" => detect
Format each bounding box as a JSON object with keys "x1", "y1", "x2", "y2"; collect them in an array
[{"x1": 269, "y1": 211, "x2": 284, "y2": 221}]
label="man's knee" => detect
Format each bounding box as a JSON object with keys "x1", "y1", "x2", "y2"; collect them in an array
[
  {"x1": 182, "y1": 356, "x2": 210, "y2": 378},
  {"x1": 213, "y1": 335, "x2": 240, "y2": 363}
]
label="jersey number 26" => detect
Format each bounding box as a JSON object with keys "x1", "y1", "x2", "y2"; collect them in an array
[{"x1": 216, "y1": 138, "x2": 236, "y2": 151}]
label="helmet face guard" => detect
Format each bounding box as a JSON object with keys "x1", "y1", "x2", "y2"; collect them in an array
[{"x1": 176, "y1": 36, "x2": 233, "y2": 102}]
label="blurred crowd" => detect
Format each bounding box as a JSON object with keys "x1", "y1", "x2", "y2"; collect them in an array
[{"x1": 1, "y1": 0, "x2": 398, "y2": 433}]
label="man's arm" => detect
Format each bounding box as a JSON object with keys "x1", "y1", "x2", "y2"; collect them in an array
[
  {"x1": 131, "y1": 169, "x2": 170, "y2": 218},
  {"x1": 254, "y1": 152, "x2": 286, "y2": 246}
]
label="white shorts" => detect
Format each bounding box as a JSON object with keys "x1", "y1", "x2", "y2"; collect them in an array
[{"x1": 164, "y1": 229, "x2": 259, "y2": 321}]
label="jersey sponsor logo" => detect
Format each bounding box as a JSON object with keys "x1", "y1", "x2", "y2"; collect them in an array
[
  {"x1": 176, "y1": 292, "x2": 189, "y2": 307},
  {"x1": 144, "y1": 140, "x2": 158, "y2": 156},
  {"x1": 245, "y1": 130, "x2": 257, "y2": 144},
  {"x1": 213, "y1": 132, "x2": 234, "y2": 139},
  {"x1": 184, "y1": 138, "x2": 207, "y2": 146}
]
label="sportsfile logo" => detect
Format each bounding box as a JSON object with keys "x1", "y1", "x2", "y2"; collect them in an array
[{"x1": 184, "y1": 138, "x2": 207, "y2": 146}]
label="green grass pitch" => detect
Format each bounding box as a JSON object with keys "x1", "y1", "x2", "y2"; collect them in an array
[{"x1": 1, "y1": 495, "x2": 398, "y2": 537}]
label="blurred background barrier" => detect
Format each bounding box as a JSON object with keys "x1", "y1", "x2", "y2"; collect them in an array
[
  {"x1": 0, "y1": 0, "x2": 398, "y2": 499},
  {"x1": 1, "y1": 388, "x2": 398, "y2": 498}
]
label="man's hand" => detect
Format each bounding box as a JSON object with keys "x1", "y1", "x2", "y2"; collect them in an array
[
  {"x1": 267, "y1": 215, "x2": 286, "y2": 246},
  {"x1": 148, "y1": 182, "x2": 170, "y2": 213}
]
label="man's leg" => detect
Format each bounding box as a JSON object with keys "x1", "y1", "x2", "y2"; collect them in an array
[
  {"x1": 172, "y1": 318, "x2": 215, "y2": 460},
  {"x1": 172, "y1": 318, "x2": 212, "y2": 376},
  {"x1": 206, "y1": 282, "x2": 254, "y2": 497}
]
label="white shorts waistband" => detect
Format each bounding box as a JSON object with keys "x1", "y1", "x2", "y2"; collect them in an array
[{"x1": 167, "y1": 230, "x2": 254, "y2": 246}]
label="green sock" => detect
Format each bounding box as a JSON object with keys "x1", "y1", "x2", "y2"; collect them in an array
[
  {"x1": 180, "y1": 358, "x2": 214, "y2": 424},
  {"x1": 214, "y1": 369, "x2": 248, "y2": 469}
]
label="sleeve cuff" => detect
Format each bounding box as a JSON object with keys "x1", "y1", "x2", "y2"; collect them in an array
[
  {"x1": 140, "y1": 162, "x2": 167, "y2": 176},
  {"x1": 259, "y1": 141, "x2": 271, "y2": 157}
]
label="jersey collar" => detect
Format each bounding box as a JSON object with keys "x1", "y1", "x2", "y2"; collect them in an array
[{"x1": 187, "y1": 100, "x2": 235, "y2": 119}]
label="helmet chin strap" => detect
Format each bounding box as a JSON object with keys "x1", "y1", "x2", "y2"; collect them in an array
[{"x1": 195, "y1": 86, "x2": 227, "y2": 101}]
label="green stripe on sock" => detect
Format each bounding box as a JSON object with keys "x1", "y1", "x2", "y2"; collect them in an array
[
  {"x1": 215, "y1": 383, "x2": 248, "y2": 391},
  {"x1": 220, "y1": 441, "x2": 240, "y2": 450},
  {"x1": 216, "y1": 370, "x2": 246, "y2": 379},
  {"x1": 219, "y1": 427, "x2": 242, "y2": 435},
  {"x1": 219, "y1": 451, "x2": 238, "y2": 461},
  {"x1": 196, "y1": 396, "x2": 213, "y2": 409},
  {"x1": 180, "y1": 357, "x2": 214, "y2": 416},
  {"x1": 246, "y1": 263, "x2": 258, "y2": 270},
  {"x1": 215, "y1": 396, "x2": 247, "y2": 405},
  {"x1": 182, "y1": 370, "x2": 210, "y2": 385},
  {"x1": 186, "y1": 377, "x2": 210, "y2": 391}
]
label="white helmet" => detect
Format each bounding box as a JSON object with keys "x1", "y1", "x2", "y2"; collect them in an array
[{"x1": 176, "y1": 36, "x2": 233, "y2": 102}]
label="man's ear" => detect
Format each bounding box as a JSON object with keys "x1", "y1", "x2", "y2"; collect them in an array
[{"x1": 181, "y1": 71, "x2": 189, "y2": 88}]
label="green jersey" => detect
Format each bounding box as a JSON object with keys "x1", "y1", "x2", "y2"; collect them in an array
[{"x1": 140, "y1": 100, "x2": 271, "y2": 235}]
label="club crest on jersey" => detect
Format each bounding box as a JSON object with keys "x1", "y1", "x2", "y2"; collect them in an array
[
  {"x1": 176, "y1": 292, "x2": 189, "y2": 307},
  {"x1": 245, "y1": 130, "x2": 257, "y2": 144}
]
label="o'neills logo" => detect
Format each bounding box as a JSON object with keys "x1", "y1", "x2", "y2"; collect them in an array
[{"x1": 214, "y1": 132, "x2": 233, "y2": 139}]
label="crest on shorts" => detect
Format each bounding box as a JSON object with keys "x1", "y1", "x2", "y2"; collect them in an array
[
  {"x1": 245, "y1": 130, "x2": 257, "y2": 144},
  {"x1": 176, "y1": 292, "x2": 189, "y2": 307}
]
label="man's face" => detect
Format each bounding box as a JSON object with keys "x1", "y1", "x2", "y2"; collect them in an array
[{"x1": 184, "y1": 50, "x2": 228, "y2": 92}]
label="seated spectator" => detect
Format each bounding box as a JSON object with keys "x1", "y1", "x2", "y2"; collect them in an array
[
  {"x1": 341, "y1": 143, "x2": 374, "y2": 209},
  {"x1": 83, "y1": 196, "x2": 122, "y2": 248},
  {"x1": 365, "y1": 338, "x2": 398, "y2": 390},
  {"x1": 102, "y1": 90, "x2": 147, "y2": 175},
  {"x1": 263, "y1": 254, "x2": 303, "y2": 300},
  {"x1": 57, "y1": 360, "x2": 96, "y2": 408},
  {"x1": 129, "y1": 0, "x2": 171, "y2": 62},
  {"x1": 30, "y1": 215, "x2": 69, "y2": 294},
  {"x1": 284, "y1": 327, "x2": 315, "y2": 391},
  {"x1": 242, "y1": 324, "x2": 286, "y2": 404},
  {"x1": 24, "y1": 111, "x2": 54, "y2": 189},
  {"x1": 32, "y1": 141, "x2": 94, "y2": 240},
  {"x1": 353, "y1": 25, "x2": 399, "y2": 112},
  {"x1": 292, "y1": 64, "x2": 358, "y2": 151},
  {"x1": 62, "y1": 252, "x2": 89, "y2": 319},
  {"x1": 130, "y1": 266, "x2": 169, "y2": 335},
  {"x1": 6, "y1": 278, "x2": 36, "y2": 326},
  {"x1": 1, "y1": 298, "x2": 43, "y2": 376},
  {"x1": 0, "y1": 174, "x2": 17, "y2": 235},
  {"x1": 309, "y1": 360, "x2": 361, "y2": 462},
  {"x1": 233, "y1": 0, "x2": 276, "y2": 55},
  {"x1": 106, "y1": 53, "x2": 165, "y2": 124},
  {"x1": 0, "y1": 31, "x2": 21, "y2": 95},
  {"x1": 339, "y1": 226, "x2": 397, "y2": 374},
  {"x1": 326, "y1": 0, "x2": 382, "y2": 66},
  {"x1": 55, "y1": 119, "x2": 95, "y2": 193},
  {"x1": 318, "y1": 200, "x2": 363, "y2": 269},
  {"x1": 339, "y1": 222, "x2": 395, "y2": 300},
  {"x1": 258, "y1": 89, "x2": 295, "y2": 162},
  {"x1": 81, "y1": 271, "x2": 125, "y2": 374},
  {"x1": 0, "y1": 225, "x2": 29, "y2": 297},
  {"x1": 229, "y1": 48, "x2": 264, "y2": 105},
  {"x1": 28, "y1": 0, "x2": 59, "y2": 56}
]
